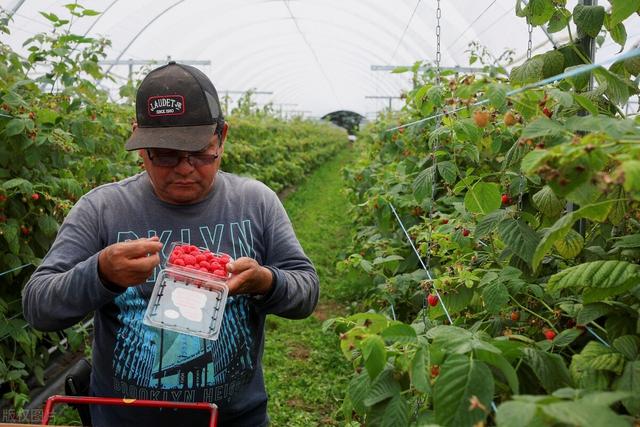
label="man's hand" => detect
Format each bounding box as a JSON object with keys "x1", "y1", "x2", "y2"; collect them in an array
[
  {"x1": 225, "y1": 257, "x2": 274, "y2": 296},
  {"x1": 98, "y1": 237, "x2": 164, "y2": 288}
]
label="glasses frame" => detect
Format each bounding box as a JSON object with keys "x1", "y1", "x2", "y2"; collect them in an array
[{"x1": 146, "y1": 148, "x2": 220, "y2": 168}]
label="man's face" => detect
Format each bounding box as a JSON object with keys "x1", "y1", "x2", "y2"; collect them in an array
[{"x1": 140, "y1": 123, "x2": 228, "y2": 205}]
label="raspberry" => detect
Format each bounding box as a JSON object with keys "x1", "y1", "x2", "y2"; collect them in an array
[
  {"x1": 31, "y1": 193, "x2": 40, "y2": 201},
  {"x1": 195, "y1": 254, "x2": 207, "y2": 263},
  {"x1": 173, "y1": 258, "x2": 185, "y2": 266},
  {"x1": 501, "y1": 194, "x2": 509, "y2": 204},
  {"x1": 462, "y1": 229, "x2": 470, "y2": 237},
  {"x1": 510, "y1": 311, "x2": 520, "y2": 322},
  {"x1": 213, "y1": 269, "x2": 226, "y2": 277},
  {"x1": 431, "y1": 365, "x2": 440, "y2": 378},
  {"x1": 544, "y1": 330, "x2": 556, "y2": 341},
  {"x1": 503, "y1": 111, "x2": 517, "y2": 127},
  {"x1": 182, "y1": 254, "x2": 197, "y2": 265},
  {"x1": 473, "y1": 110, "x2": 490, "y2": 128},
  {"x1": 427, "y1": 294, "x2": 439, "y2": 307},
  {"x1": 199, "y1": 261, "x2": 210, "y2": 270}
]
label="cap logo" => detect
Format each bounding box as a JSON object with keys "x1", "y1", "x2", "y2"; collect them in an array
[{"x1": 147, "y1": 95, "x2": 185, "y2": 117}]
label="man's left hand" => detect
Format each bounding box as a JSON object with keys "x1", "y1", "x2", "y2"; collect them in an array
[{"x1": 225, "y1": 257, "x2": 274, "y2": 296}]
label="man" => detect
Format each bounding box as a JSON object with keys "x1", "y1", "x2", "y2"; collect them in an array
[{"x1": 22, "y1": 62, "x2": 319, "y2": 426}]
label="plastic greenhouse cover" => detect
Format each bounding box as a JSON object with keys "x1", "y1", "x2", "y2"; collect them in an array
[{"x1": 1, "y1": 0, "x2": 638, "y2": 119}]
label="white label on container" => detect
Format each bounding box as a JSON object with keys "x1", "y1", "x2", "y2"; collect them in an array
[
  {"x1": 164, "y1": 309, "x2": 180, "y2": 319},
  {"x1": 171, "y1": 287, "x2": 207, "y2": 322}
]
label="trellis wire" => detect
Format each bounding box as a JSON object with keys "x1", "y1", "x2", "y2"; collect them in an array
[
  {"x1": 388, "y1": 203, "x2": 454, "y2": 324},
  {"x1": 585, "y1": 325, "x2": 611, "y2": 348},
  {"x1": 386, "y1": 47, "x2": 640, "y2": 133},
  {"x1": 0, "y1": 263, "x2": 33, "y2": 277}
]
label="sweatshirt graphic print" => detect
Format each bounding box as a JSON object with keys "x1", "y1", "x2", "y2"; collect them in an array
[{"x1": 111, "y1": 223, "x2": 257, "y2": 403}]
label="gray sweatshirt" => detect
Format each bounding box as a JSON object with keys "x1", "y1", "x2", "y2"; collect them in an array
[{"x1": 22, "y1": 171, "x2": 319, "y2": 427}]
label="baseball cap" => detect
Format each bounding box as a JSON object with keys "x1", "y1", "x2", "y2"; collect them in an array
[{"x1": 125, "y1": 61, "x2": 224, "y2": 152}]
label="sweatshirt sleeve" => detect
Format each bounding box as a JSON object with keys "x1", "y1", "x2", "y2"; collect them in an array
[
  {"x1": 252, "y1": 192, "x2": 319, "y2": 319},
  {"x1": 22, "y1": 195, "x2": 123, "y2": 332}
]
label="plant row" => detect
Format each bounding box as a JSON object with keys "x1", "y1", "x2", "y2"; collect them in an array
[{"x1": 327, "y1": 2, "x2": 640, "y2": 426}]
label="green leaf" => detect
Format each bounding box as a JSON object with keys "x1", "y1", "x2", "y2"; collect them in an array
[
  {"x1": 475, "y1": 209, "x2": 508, "y2": 237},
  {"x1": 4, "y1": 118, "x2": 26, "y2": 136},
  {"x1": 486, "y1": 83, "x2": 508, "y2": 109},
  {"x1": 523, "y1": 347, "x2": 573, "y2": 392},
  {"x1": 381, "y1": 323, "x2": 417, "y2": 344},
  {"x1": 482, "y1": 282, "x2": 510, "y2": 314},
  {"x1": 532, "y1": 201, "x2": 613, "y2": 270},
  {"x1": 437, "y1": 161, "x2": 458, "y2": 185},
  {"x1": 2, "y1": 221, "x2": 19, "y2": 255},
  {"x1": 511, "y1": 55, "x2": 544, "y2": 85},
  {"x1": 381, "y1": 394, "x2": 409, "y2": 427},
  {"x1": 496, "y1": 400, "x2": 538, "y2": 427},
  {"x1": 573, "y1": 4, "x2": 605, "y2": 38},
  {"x1": 620, "y1": 160, "x2": 640, "y2": 193},
  {"x1": 532, "y1": 185, "x2": 564, "y2": 217},
  {"x1": 553, "y1": 228, "x2": 584, "y2": 259},
  {"x1": 39, "y1": 11, "x2": 60, "y2": 22},
  {"x1": 428, "y1": 326, "x2": 501, "y2": 355},
  {"x1": 362, "y1": 335, "x2": 387, "y2": 380},
  {"x1": 542, "y1": 400, "x2": 629, "y2": 427},
  {"x1": 577, "y1": 303, "x2": 611, "y2": 325},
  {"x1": 609, "y1": 0, "x2": 640, "y2": 27},
  {"x1": 521, "y1": 116, "x2": 566, "y2": 139},
  {"x1": 498, "y1": 218, "x2": 540, "y2": 265},
  {"x1": 573, "y1": 93, "x2": 599, "y2": 115},
  {"x1": 428, "y1": 286, "x2": 475, "y2": 320},
  {"x1": 532, "y1": 212, "x2": 575, "y2": 269},
  {"x1": 551, "y1": 328, "x2": 583, "y2": 348},
  {"x1": 2, "y1": 177, "x2": 33, "y2": 193},
  {"x1": 547, "y1": 9, "x2": 570, "y2": 33},
  {"x1": 37, "y1": 215, "x2": 59, "y2": 237},
  {"x1": 464, "y1": 182, "x2": 501, "y2": 215},
  {"x1": 525, "y1": 0, "x2": 556, "y2": 26},
  {"x1": 521, "y1": 149, "x2": 549, "y2": 175},
  {"x1": 613, "y1": 336, "x2": 640, "y2": 361},
  {"x1": 608, "y1": 21, "x2": 627, "y2": 49},
  {"x1": 615, "y1": 360, "x2": 640, "y2": 416},
  {"x1": 410, "y1": 347, "x2": 431, "y2": 394},
  {"x1": 548, "y1": 88, "x2": 573, "y2": 108},
  {"x1": 433, "y1": 355, "x2": 494, "y2": 427},
  {"x1": 564, "y1": 115, "x2": 635, "y2": 139},
  {"x1": 413, "y1": 165, "x2": 435, "y2": 203},
  {"x1": 612, "y1": 234, "x2": 640, "y2": 250},
  {"x1": 475, "y1": 349, "x2": 519, "y2": 394},
  {"x1": 364, "y1": 367, "x2": 401, "y2": 406},
  {"x1": 547, "y1": 260, "x2": 640, "y2": 299},
  {"x1": 541, "y1": 50, "x2": 565, "y2": 78},
  {"x1": 593, "y1": 67, "x2": 632, "y2": 105},
  {"x1": 348, "y1": 369, "x2": 371, "y2": 415},
  {"x1": 503, "y1": 139, "x2": 530, "y2": 168}
]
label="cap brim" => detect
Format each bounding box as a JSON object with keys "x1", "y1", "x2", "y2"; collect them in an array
[{"x1": 125, "y1": 124, "x2": 217, "y2": 151}]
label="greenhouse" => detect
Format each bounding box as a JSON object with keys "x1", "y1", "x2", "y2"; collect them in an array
[{"x1": 0, "y1": 0, "x2": 639, "y2": 426}]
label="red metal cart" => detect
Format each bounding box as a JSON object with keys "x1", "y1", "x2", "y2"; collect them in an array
[{"x1": 41, "y1": 395, "x2": 218, "y2": 426}]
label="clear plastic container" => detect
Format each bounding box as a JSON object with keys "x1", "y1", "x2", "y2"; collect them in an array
[{"x1": 144, "y1": 242, "x2": 231, "y2": 340}]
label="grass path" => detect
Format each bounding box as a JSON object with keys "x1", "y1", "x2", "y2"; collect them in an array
[{"x1": 263, "y1": 146, "x2": 356, "y2": 426}]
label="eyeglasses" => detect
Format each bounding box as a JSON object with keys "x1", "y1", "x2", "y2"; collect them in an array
[{"x1": 146, "y1": 149, "x2": 219, "y2": 168}]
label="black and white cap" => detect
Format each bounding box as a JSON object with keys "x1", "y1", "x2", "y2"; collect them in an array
[{"x1": 125, "y1": 61, "x2": 224, "y2": 151}]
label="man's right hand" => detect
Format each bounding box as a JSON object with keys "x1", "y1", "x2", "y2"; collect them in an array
[{"x1": 98, "y1": 237, "x2": 164, "y2": 288}]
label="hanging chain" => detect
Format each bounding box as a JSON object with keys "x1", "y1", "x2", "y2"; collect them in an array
[
  {"x1": 435, "y1": 0, "x2": 442, "y2": 80},
  {"x1": 415, "y1": 0, "x2": 442, "y2": 421},
  {"x1": 527, "y1": 23, "x2": 533, "y2": 60},
  {"x1": 517, "y1": 22, "x2": 534, "y2": 213}
]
